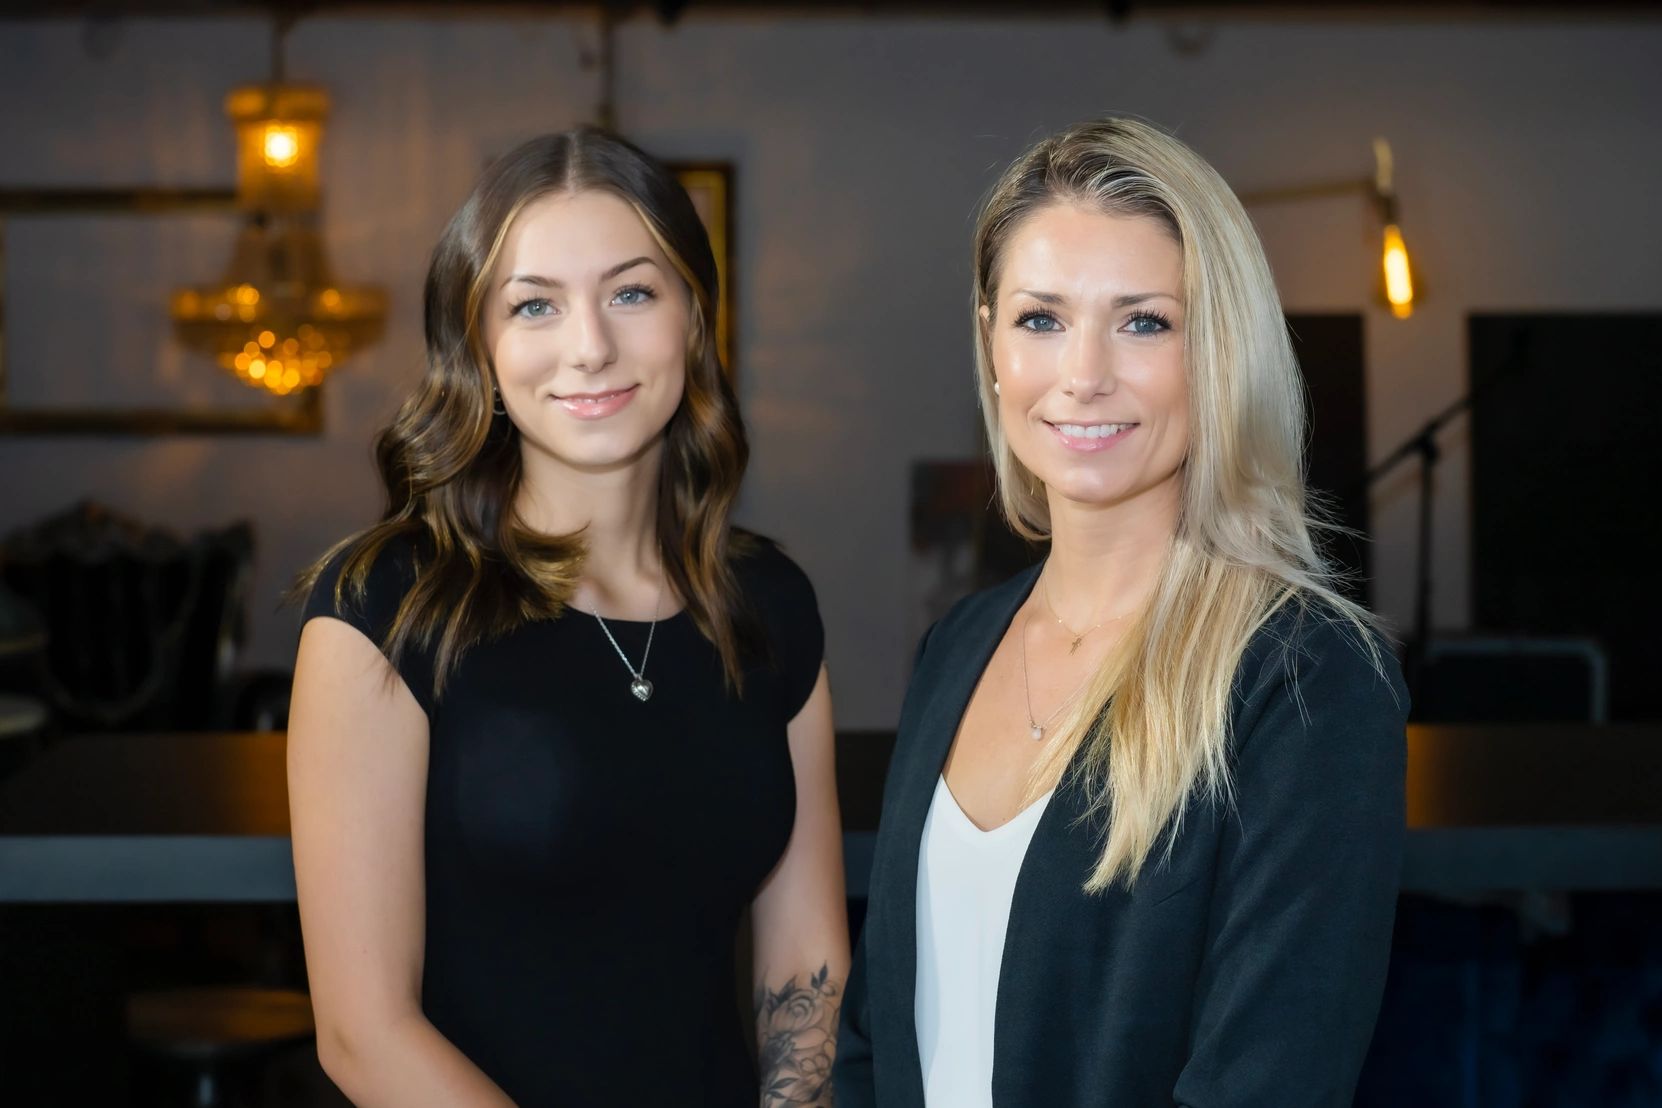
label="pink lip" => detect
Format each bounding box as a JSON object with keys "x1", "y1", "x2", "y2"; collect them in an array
[
  {"x1": 1044, "y1": 421, "x2": 1138, "y2": 453},
  {"x1": 555, "y1": 385, "x2": 638, "y2": 420}
]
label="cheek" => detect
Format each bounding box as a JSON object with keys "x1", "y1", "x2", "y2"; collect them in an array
[
  {"x1": 660, "y1": 363, "x2": 688, "y2": 414},
  {"x1": 1156, "y1": 354, "x2": 1190, "y2": 452},
  {"x1": 621, "y1": 314, "x2": 691, "y2": 434},
  {"x1": 491, "y1": 328, "x2": 549, "y2": 387},
  {"x1": 633, "y1": 321, "x2": 688, "y2": 373},
  {"x1": 624, "y1": 306, "x2": 694, "y2": 392},
  {"x1": 991, "y1": 333, "x2": 1053, "y2": 409}
]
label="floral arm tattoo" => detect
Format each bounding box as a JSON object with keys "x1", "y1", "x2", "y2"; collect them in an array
[{"x1": 755, "y1": 962, "x2": 842, "y2": 1106}]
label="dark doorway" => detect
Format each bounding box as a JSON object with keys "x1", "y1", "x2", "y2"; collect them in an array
[
  {"x1": 1469, "y1": 313, "x2": 1662, "y2": 721},
  {"x1": 1289, "y1": 313, "x2": 1370, "y2": 603}
]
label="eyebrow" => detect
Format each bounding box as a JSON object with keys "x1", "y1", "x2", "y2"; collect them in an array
[
  {"x1": 501, "y1": 256, "x2": 656, "y2": 291},
  {"x1": 1011, "y1": 289, "x2": 1178, "y2": 309}
]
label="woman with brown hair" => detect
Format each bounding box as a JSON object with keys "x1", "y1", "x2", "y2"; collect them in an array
[
  {"x1": 289, "y1": 129, "x2": 846, "y2": 1107},
  {"x1": 835, "y1": 117, "x2": 1407, "y2": 1106}
]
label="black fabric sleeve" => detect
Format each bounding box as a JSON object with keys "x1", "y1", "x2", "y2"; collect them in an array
[
  {"x1": 299, "y1": 538, "x2": 436, "y2": 717},
  {"x1": 1172, "y1": 615, "x2": 1408, "y2": 1107},
  {"x1": 833, "y1": 926, "x2": 877, "y2": 1107},
  {"x1": 832, "y1": 618, "x2": 934, "y2": 1106},
  {"x1": 742, "y1": 541, "x2": 825, "y2": 722}
]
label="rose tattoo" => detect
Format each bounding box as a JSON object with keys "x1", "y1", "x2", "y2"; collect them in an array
[{"x1": 755, "y1": 962, "x2": 842, "y2": 1106}]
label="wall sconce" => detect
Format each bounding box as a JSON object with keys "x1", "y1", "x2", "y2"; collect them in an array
[
  {"x1": 1240, "y1": 137, "x2": 1420, "y2": 319},
  {"x1": 1372, "y1": 138, "x2": 1416, "y2": 319},
  {"x1": 170, "y1": 25, "x2": 384, "y2": 396}
]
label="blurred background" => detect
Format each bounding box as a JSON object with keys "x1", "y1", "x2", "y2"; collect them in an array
[{"x1": 0, "y1": 1, "x2": 1658, "y2": 1105}]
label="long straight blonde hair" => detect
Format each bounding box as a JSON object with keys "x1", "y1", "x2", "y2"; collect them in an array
[{"x1": 973, "y1": 117, "x2": 1382, "y2": 892}]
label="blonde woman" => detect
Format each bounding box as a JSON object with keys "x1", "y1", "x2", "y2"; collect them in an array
[{"x1": 835, "y1": 117, "x2": 1407, "y2": 1107}]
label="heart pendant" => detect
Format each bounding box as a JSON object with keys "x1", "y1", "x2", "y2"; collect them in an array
[{"x1": 630, "y1": 677, "x2": 654, "y2": 702}]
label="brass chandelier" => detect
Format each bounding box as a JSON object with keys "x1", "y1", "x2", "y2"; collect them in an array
[{"x1": 171, "y1": 29, "x2": 384, "y2": 396}]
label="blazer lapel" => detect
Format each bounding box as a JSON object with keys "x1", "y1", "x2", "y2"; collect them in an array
[{"x1": 867, "y1": 564, "x2": 1041, "y2": 1103}]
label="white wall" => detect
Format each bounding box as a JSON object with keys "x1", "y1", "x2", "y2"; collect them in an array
[{"x1": 2, "y1": 13, "x2": 1658, "y2": 726}]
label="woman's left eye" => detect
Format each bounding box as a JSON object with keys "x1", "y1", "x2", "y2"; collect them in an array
[
  {"x1": 1125, "y1": 311, "x2": 1172, "y2": 336},
  {"x1": 612, "y1": 285, "x2": 655, "y2": 307}
]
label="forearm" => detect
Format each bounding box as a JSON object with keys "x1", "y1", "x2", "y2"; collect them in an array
[
  {"x1": 754, "y1": 668, "x2": 848, "y2": 1105},
  {"x1": 754, "y1": 960, "x2": 847, "y2": 1107},
  {"x1": 319, "y1": 1010, "x2": 517, "y2": 1108}
]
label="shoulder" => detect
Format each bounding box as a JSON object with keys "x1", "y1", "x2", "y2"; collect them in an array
[
  {"x1": 730, "y1": 531, "x2": 818, "y2": 614},
  {"x1": 729, "y1": 533, "x2": 823, "y2": 661},
  {"x1": 1238, "y1": 594, "x2": 1402, "y2": 697},
  {"x1": 731, "y1": 533, "x2": 824, "y2": 715},
  {"x1": 299, "y1": 527, "x2": 439, "y2": 714},
  {"x1": 1231, "y1": 592, "x2": 1409, "y2": 763},
  {"x1": 301, "y1": 527, "x2": 427, "y2": 633},
  {"x1": 915, "y1": 563, "x2": 1041, "y2": 667}
]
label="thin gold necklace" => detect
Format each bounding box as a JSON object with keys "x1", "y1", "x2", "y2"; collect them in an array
[
  {"x1": 1019, "y1": 607, "x2": 1098, "y2": 742},
  {"x1": 1040, "y1": 573, "x2": 1128, "y2": 655}
]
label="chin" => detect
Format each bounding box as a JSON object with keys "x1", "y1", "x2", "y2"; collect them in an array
[
  {"x1": 1050, "y1": 489, "x2": 1131, "y2": 513},
  {"x1": 525, "y1": 424, "x2": 660, "y2": 472},
  {"x1": 1041, "y1": 471, "x2": 1143, "y2": 510},
  {"x1": 568, "y1": 440, "x2": 661, "y2": 472}
]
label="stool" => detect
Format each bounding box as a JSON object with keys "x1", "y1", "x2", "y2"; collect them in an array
[{"x1": 126, "y1": 987, "x2": 315, "y2": 1108}]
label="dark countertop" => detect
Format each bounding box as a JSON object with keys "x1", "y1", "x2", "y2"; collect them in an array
[{"x1": 4, "y1": 725, "x2": 1661, "y2": 902}]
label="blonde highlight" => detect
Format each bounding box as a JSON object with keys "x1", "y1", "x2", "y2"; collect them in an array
[{"x1": 972, "y1": 117, "x2": 1385, "y2": 891}]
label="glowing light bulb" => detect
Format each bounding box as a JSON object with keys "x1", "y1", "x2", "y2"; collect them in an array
[
  {"x1": 1382, "y1": 223, "x2": 1414, "y2": 319},
  {"x1": 263, "y1": 125, "x2": 301, "y2": 169}
]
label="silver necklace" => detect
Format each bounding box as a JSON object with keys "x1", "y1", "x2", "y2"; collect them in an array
[
  {"x1": 590, "y1": 580, "x2": 664, "y2": 703},
  {"x1": 1019, "y1": 605, "x2": 1096, "y2": 741}
]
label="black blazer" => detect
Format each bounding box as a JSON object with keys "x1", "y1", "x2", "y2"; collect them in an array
[{"x1": 834, "y1": 565, "x2": 1408, "y2": 1107}]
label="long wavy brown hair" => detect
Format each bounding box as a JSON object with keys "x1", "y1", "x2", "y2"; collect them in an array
[{"x1": 297, "y1": 128, "x2": 756, "y2": 698}]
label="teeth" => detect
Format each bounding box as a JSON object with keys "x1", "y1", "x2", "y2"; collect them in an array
[{"x1": 1056, "y1": 422, "x2": 1133, "y2": 439}]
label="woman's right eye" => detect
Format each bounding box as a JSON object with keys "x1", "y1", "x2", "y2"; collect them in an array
[
  {"x1": 511, "y1": 298, "x2": 554, "y2": 319},
  {"x1": 1014, "y1": 309, "x2": 1062, "y2": 333}
]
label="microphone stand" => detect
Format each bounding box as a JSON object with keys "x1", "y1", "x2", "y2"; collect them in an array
[{"x1": 1361, "y1": 332, "x2": 1528, "y2": 704}]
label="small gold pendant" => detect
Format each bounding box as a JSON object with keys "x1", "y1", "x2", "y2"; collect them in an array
[{"x1": 1069, "y1": 635, "x2": 1084, "y2": 654}]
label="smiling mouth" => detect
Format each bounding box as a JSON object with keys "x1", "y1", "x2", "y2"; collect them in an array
[
  {"x1": 552, "y1": 384, "x2": 639, "y2": 420},
  {"x1": 555, "y1": 385, "x2": 636, "y2": 403},
  {"x1": 1047, "y1": 421, "x2": 1137, "y2": 440}
]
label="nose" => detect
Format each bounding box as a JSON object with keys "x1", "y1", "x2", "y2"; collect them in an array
[
  {"x1": 566, "y1": 298, "x2": 617, "y2": 374},
  {"x1": 1061, "y1": 325, "x2": 1116, "y2": 402}
]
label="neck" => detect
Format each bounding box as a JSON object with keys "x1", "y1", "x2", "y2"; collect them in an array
[
  {"x1": 1041, "y1": 476, "x2": 1181, "y2": 626},
  {"x1": 514, "y1": 439, "x2": 664, "y2": 589}
]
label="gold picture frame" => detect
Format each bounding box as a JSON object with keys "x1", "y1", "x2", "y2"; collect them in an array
[
  {"x1": 0, "y1": 187, "x2": 323, "y2": 436},
  {"x1": 671, "y1": 163, "x2": 737, "y2": 378}
]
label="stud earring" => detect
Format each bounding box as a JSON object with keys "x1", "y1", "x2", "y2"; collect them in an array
[{"x1": 993, "y1": 381, "x2": 1001, "y2": 396}]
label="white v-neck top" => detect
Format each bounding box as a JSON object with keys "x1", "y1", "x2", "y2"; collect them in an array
[{"x1": 914, "y1": 774, "x2": 1055, "y2": 1108}]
